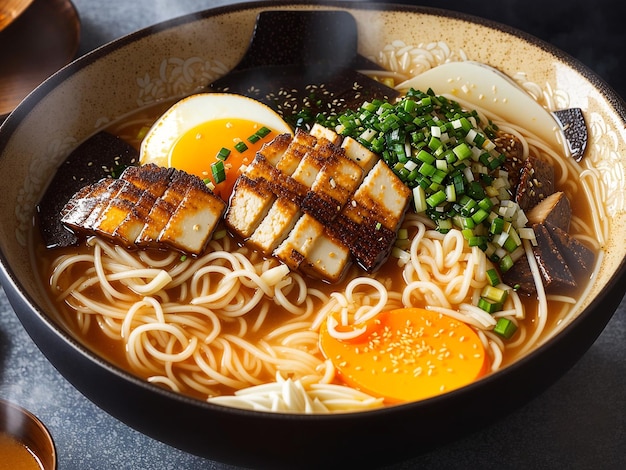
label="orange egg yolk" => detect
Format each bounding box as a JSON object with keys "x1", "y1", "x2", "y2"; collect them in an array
[
  {"x1": 168, "y1": 118, "x2": 280, "y2": 200},
  {"x1": 319, "y1": 308, "x2": 490, "y2": 404}
]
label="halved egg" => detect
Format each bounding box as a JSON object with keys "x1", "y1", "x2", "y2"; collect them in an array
[{"x1": 140, "y1": 93, "x2": 293, "y2": 200}]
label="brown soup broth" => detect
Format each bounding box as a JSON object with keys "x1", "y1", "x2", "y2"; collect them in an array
[{"x1": 32, "y1": 96, "x2": 599, "y2": 402}]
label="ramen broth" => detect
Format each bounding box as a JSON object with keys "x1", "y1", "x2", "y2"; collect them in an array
[{"x1": 34, "y1": 88, "x2": 599, "y2": 408}]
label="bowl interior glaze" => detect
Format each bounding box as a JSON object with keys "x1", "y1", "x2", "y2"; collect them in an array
[{"x1": 0, "y1": 1, "x2": 625, "y2": 467}]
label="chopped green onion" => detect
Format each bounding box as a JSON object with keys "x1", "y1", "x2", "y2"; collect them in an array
[
  {"x1": 499, "y1": 254, "x2": 514, "y2": 273},
  {"x1": 478, "y1": 297, "x2": 502, "y2": 314},
  {"x1": 234, "y1": 141, "x2": 248, "y2": 153},
  {"x1": 413, "y1": 186, "x2": 427, "y2": 213},
  {"x1": 486, "y1": 268, "x2": 500, "y2": 286},
  {"x1": 481, "y1": 285, "x2": 508, "y2": 304},
  {"x1": 256, "y1": 126, "x2": 271, "y2": 137},
  {"x1": 494, "y1": 317, "x2": 518, "y2": 339},
  {"x1": 212, "y1": 229, "x2": 227, "y2": 240},
  {"x1": 247, "y1": 133, "x2": 261, "y2": 144},
  {"x1": 211, "y1": 160, "x2": 226, "y2": 184},
  {"x1": 216, "y1": 147, "x2": 231, "y2": 160}
]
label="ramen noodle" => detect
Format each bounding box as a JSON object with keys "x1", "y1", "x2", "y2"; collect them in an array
[{"x1": 36, "y1": 48, "x2": 604, "y2": 413}]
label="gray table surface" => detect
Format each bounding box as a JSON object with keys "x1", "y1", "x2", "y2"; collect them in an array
[{"x1": 1, "y1": 1, "x2": 625, "y2": 468}]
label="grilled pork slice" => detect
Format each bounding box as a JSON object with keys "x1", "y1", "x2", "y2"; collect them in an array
[
  {"x1": 310, "y1": 123, "x2": 377, "y2": 173},
  {"x1": 514, "y1": 155, "x2": 555, "y2": 210},
  {"x1": 274, "y1": 213, "x2": 351, "y2": 281},
  {"x1": 135, "y1": 170, "x2": 197, "y2": 246},
  {"x1": 225, "y1": 126, "x2": 411, "y2": 282},
  {"x1": 61, "y1": 164, "x2": 226, "y2": 255},
  {"x1": 334, "y1": 160, "x2": 411, "y2": 271},
  {"x1": 503, "y1": 185, "x2": 594, "y2": 295},
  {"x1": 91, "y1": 180, "x2": 145, "y2": 242},
  {"x1": 248, "y1": 197, "x2": 300, "y2": 254},
  {"x1": 526, "y1": 191, "x2": 571, "y2": 231},
  {"x1": 62, "y1": 179, "x2": 125, "y2": 232},
  {"x1": 227, "y1": 175, "x2": 276, "y2": 240}
]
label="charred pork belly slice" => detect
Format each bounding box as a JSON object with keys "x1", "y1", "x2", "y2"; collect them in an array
[
  {"x1": 60, "y1": 184, "x2": 100, "y2": 225},
  {"x1": 336, "y1": 160, "x2": 411, "y2": 271},
  {"x1": 91, "y1": 180, "x2": 145, "y2": 243},
  {"x1": 543, "y1": 223, "x2": 595, "y2": 282},
  {"x1": 309, "y1": 147, "x2": 363, "y2": 206},
  {"x1": 248, "y1": 197, "x2": 300, "y2": 254},
  {"x1": 113, "y1": 190, "x2": 158, "y2": 246},
  {"x1": 136, "y1": 170, "x2": 196, "y2": 246},
  {"x1": 111, "y1": 164, "x2": 174, "y2": 245},
  {"x1": 61, "y1": 178, "x2": 126, "y2": 232},
  {"x1": 256, "y1": 132, "x2": 292, "y2": 166},
  {"x1": 347, "y1": 160, "x2": 411, "y2": 232},
  {"x1": 226, "y1": 125, "x2": 410, "y2": 282},
  {"x1": 514, "y1": 156, "x2": 555, "y2": 211},
  {"x1": 158, "y1": 179, "x2": 226, "y2": 254},
  {"x1": 61, "y1": 164, "x2": 225, "y2": 255},
  {"x1": 526, "y1": 191, "x2": 571, "y2": 231},
  {"x1": 503, "y1": 190, "x2": 595, "y2": 295},
  {"x1": 273, "y1": 131, "x2": 316, "y2": 175},
  {"x1": 274, "y1": 213, "x2": 351, "y2": 282},
  {"x1": 226, "y1": 175, "x2": 276, "y2": 240},
  {"x1": 310, "y1": 123, "x2": 378, "y2": 173},
  {"x1": 118, "y1": 163, "x2": 173, "y2": 193},
  {"x1": 227, "y1": 128, "x2": 339, "y2": 257},
  {"x1": 340, "y1": 136, "x2": 378, "y2": 174}
]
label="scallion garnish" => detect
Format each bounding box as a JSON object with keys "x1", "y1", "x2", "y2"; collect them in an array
[
  {"x1": 494, "y1": 317, "x2": 518, "y2": 339},
  {"x1": 211, "y1": 160, "x2": 226, "y2": 184},
  {"x1": 216, "y1": 147, "x2": 231, "y2": 160},
  {"x1": 234, "y1": 141, "x2": 248, "y2": 153},
  {"x1": 318, "y1": 88, "x2": 528, "y2": 277}
]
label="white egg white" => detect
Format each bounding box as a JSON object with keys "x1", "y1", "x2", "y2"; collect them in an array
[{"x1": 140, "y1": 93, "x2": 293, "y2": 168}]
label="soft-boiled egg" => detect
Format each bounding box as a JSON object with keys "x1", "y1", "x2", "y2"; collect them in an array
[{"x1": 140, "y1": 93, "x2": 293, "y2": 200}]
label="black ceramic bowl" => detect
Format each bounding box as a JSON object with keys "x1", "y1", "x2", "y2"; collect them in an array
[{"x1": 1, "y1": 1, "x2": 625, "y2": 468}]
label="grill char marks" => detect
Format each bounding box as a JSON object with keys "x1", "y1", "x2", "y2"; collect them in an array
[
  {"x1": 61, "y1": 163, "x2": 226, "y2": 255},
  {"x1": 225, "y1": 125, "x2": 411, "y2": 282}
]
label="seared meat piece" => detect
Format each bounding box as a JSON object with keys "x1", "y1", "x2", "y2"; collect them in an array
[
  {"x1": 248, "y1": 197, "x2": 300, "y2": 254},
  {"x1": 504, "y1": 220, "x2": 595, "y2": 295},
  {"x1": 502, "y1": 177, "x2": 596, "y2": 295},
  {"x1": 135, "y1": 170, "x2": 199, "y2": 246},
  {"x1": 61, "y1": 164, "x2": 226, "y2": 255},
  {"x1": 526, "y1": 191, "x2": 571, "y2": 231},
  {"x1": 494, "y1": 131, "x2": 525, "y2": 189},
  {"x1": 514, "y1": 156, "x2": 555, "y2": 211},
  {"x1": 531, "y1": 224, "x2": 577, "y2": 292},
  {"x1": 544, "y1": 224, "x2": 595, "y2": 281},
  {"x1": 112, "y1": 164, "x2": 174, "y2": 245},
  {"x1": 225, "y1": 126, "x2": 410, "y2": 282},
  {"x1": 311, "y1": 123, "x2": 378, "y2": 174},
  {"x1": 92, "y1": 180, "x2": 145, "y2": 242},
  {"x1": 62, "y1": 179, "x2": 126, "y2": 232},
  {"x1": 158, "y1": 177, "x2": 227, "y2": 254},
  {"x1": 274, "y1": 213, "x2": 351, "y2": 281},
  {"x1": 502, "y1": 255, "x2": 535, "y2": 295},
  {"x1": 227, "y1": 175, "x2": 276, "y2": 240}
]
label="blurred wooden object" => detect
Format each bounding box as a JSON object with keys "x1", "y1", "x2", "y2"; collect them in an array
[
  {"x1": 0, "y1": 0, "x2": 79, "y2": 118},
  {"x1": 0, "y1": 0, "x2": 34, "y2": 31}
]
